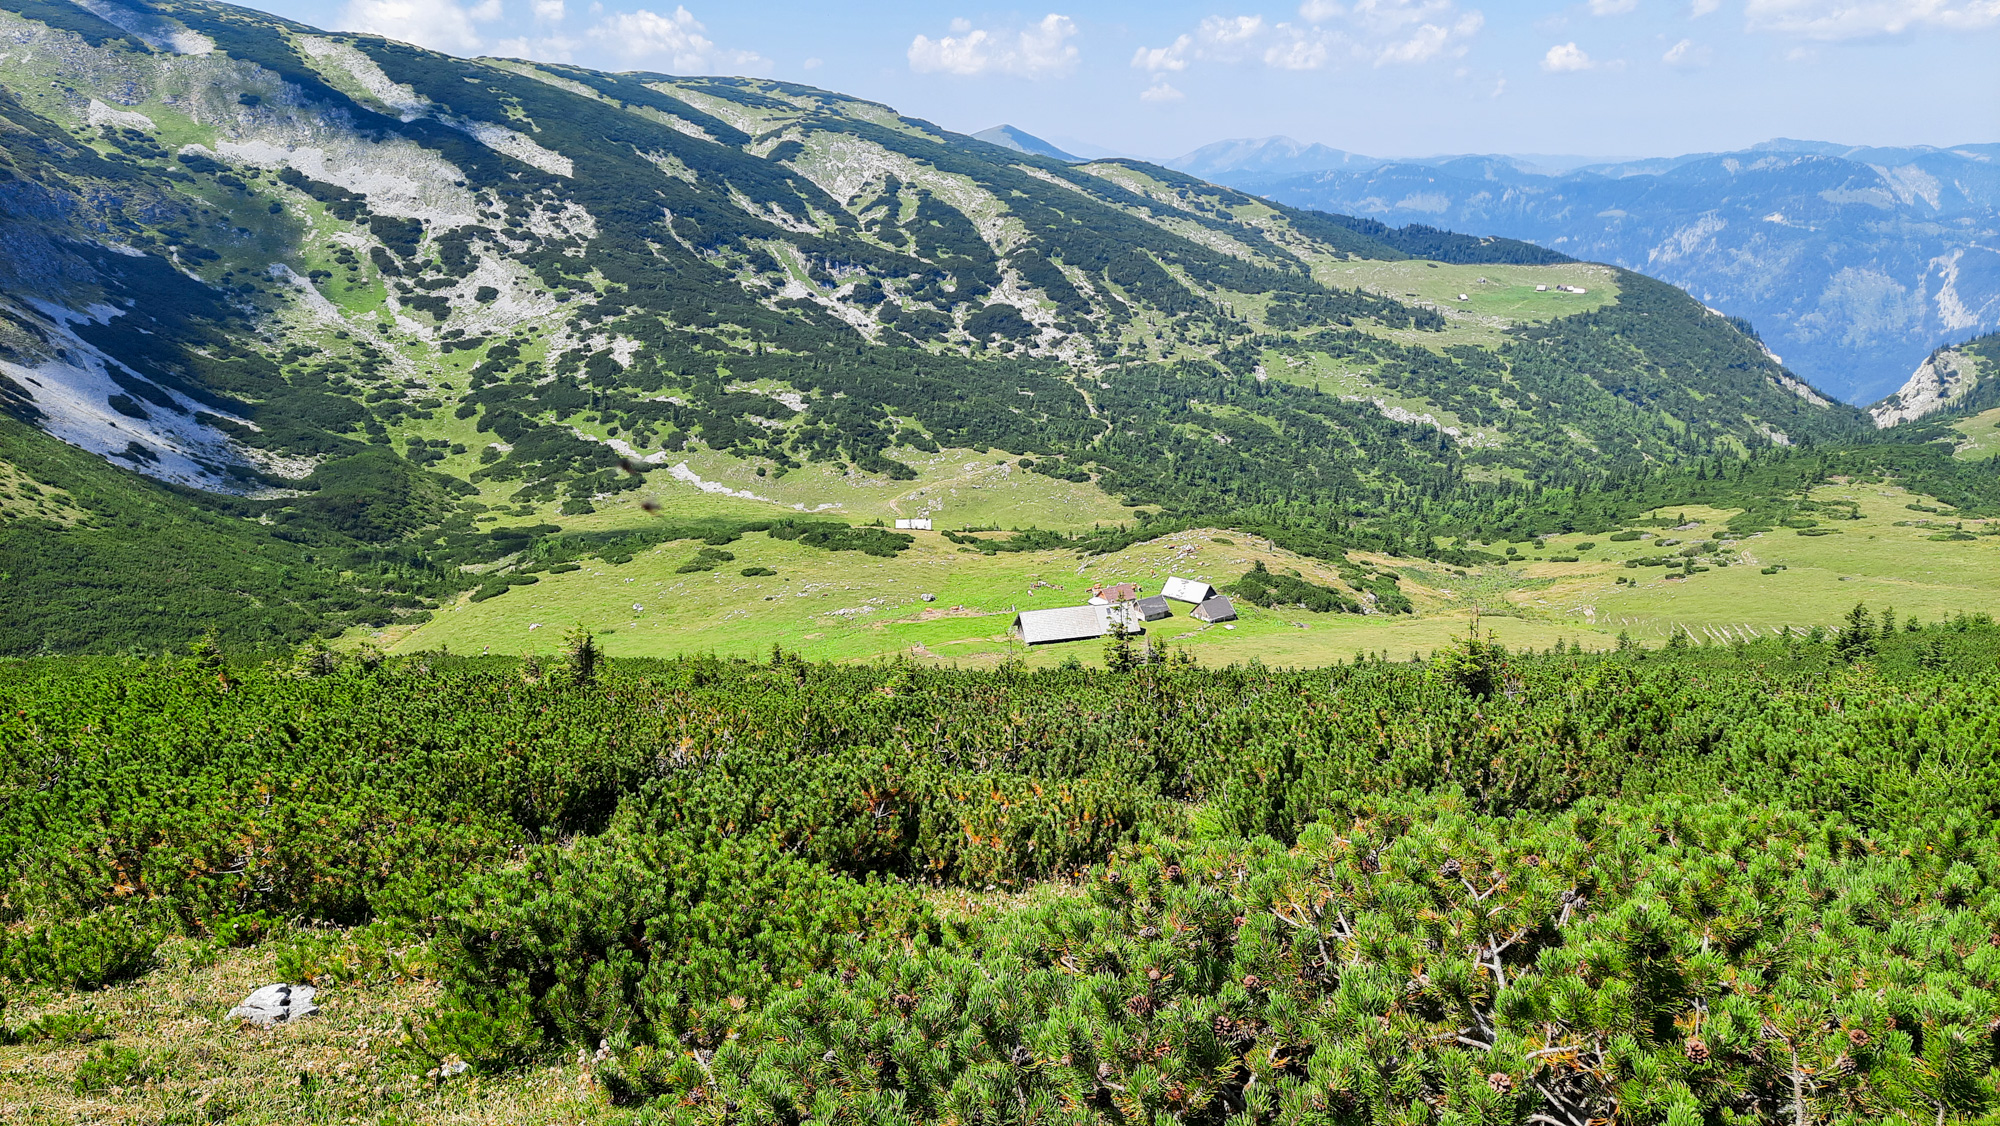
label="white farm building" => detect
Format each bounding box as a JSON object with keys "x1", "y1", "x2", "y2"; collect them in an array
[
  {"x1": 1161, "y1": 576, "x2": 1215, "y2": 604},
  {"x1": 1013, "y1": 603, "x2": 1147, "y2": 645}
]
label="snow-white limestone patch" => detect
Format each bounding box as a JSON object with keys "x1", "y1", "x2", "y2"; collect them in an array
[
  {"x1": 727, "y1": 384, "x2": 806, "y2": 412},
  {"x1": 1870, "y1": 346, "x2": 1979, "y2": 428},
  {"x1": 209, "y1": 138, "x2": 481, "y2": 229},
  {"x1": 266, "y1": 263, "x2": 344, "y2": 324},
  {"x1": 1769, "y1": 371, "x2": 1834, "y2": 408},
  {"x1": 86, "y1": 99, "x2": 154, "y2": 130},
  {"x1": 1, "y1": 301, "x2": 275, "y2": 493},
  {"x1": 298, "y1": 37, "x2": 573, "y2": 177},
  {"x1": 639, "y1": 149, "x2": 698, "y2": 184},
  {"x1": 1340, "y1": 394, "x2": 1500, "y2": 448},
  {"x1": 1932, "y1": 248, "x2": 1979, "y2": 334},
  {"x1": 75, "y1": 0, "x2": 212, "y2": 54},
  {"x1": 1649, "y1": 213, "x2": 1727, "y2": 264},
  {"x1": 419, "y1": 254, "x2": 560, "y2": 336},
  {"x1": 730, "y1": 186, "x2": 816, "y2": 234},
  {"x1": 1872, "y1": 163, "x2": 1942, "y2": 211},
  {"x1": 628, "y1": 104, "x2": 718, "y2": 144},
  {"x1": 523, "y1": 198, "x2": 597, "y2": 242},
  {"x1": 1017, "y1": 165, "x2": 1263, "y2": 264},
  {"x1": 786, "y1": 133, "x2": 1024, "y2": 255},
  {"x1": 653, "y1": 85, "x2": 772, "y2": 135},
  {"x1": 667, "y1": 462, "x2": 839, "y2": 511},
  {"x1": 297, "y1": 37, "x2": 427, "y2": 118}
]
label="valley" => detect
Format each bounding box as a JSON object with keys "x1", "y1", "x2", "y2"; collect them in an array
[{"x1": 387, "y1": 473, "x2": 2000, "y2": 667}]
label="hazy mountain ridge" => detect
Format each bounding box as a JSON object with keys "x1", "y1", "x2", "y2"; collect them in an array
[{"x1": 1192, "y1": 137, "x2": 2000, "y2": 403}]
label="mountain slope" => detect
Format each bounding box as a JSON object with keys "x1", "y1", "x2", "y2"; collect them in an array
[
  {"x1": 1208, "y1": 141, "x2": 2000, "y2": 404},
  {"x1": 0, "y1": 0, "x2": 1870, "y2": 652},
  {"x1": 1870, "y1": 331, "x2": 2000, "y2": 428},
  {"x1": 970, "y1": 125, "x2": 1077, "y2": 162}
]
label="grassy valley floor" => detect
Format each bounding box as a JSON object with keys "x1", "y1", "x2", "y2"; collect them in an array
[{"x1": 380, "y1": 476, "x2": 2000, "y2": 666}]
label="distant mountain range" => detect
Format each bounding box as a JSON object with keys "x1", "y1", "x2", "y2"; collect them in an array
[{"x1": 1170, "y1": 137, "x2": 2000, "y2": 404}]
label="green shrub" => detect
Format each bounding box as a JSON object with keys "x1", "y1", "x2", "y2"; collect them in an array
[
  {"x1": 0, "y1": 910, "x2": 161, "y2": 990},
  {"x1": 419, "y1": 832, "x2": 932, "y2": 1069},
  {"x1": 72, "y1": 1043, "x2": 164, "y2": 1093}
]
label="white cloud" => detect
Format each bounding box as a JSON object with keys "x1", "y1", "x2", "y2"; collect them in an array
[
  {"x1": 490, "y1": 33, "x2": 579, "y2": 62},
  {"x1": 1372, "y1": 11, "x2": 1482, "y2": 63},
  {"x1": 1589, "y1": 0, "x2": 1638, "y2": 12},
  {"x1": 1265, "y1": 31, "x2": 1333, "y2": 68},
  {"x1": 340, "y1": 0, "x2": 500, "y2": 54},
  {"x1": 1542, "y1": 40, "x2": 1596, "y2": 69},
  {"x1": 1662, "y1": 35, "x2": 1711, "y2": 62},
  {"x1": 531, "y1": 0, "x2": 566, "y2": 20},
  {"x1": 1691, "y1": 0, "x2": 1721, "y2": 13},
  {"x1": 1744, "y1": 0, "x2": 1999, "y2": 37},
  {"x1": 1140, "y1": 78, "x2": 1185, "y2": 101},
  {"x1": 1137, "y1": 0, "x2": 1479, "y2": 73},
  {"x1": 909, "y1": 13, "x2": 1080, "y2": 77},
  {"x1": 1203, "y1": 14, "x2": 1269, "y2": 43},
  {"x1": 1132, "y1": 35, "x2": 1193, "y2": 71},
  {"x1": 585, "y1": 6, "x2": 765, "y2": 72}
]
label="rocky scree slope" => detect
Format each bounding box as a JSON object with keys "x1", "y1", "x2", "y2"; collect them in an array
[{"x1": 1870, "y1": 330, "x2": 2000, "y2": 429}]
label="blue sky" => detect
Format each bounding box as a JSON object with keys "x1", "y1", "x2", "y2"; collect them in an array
[{"x1": 252, "y1": 1, "x2": 1997, "y2": 160}]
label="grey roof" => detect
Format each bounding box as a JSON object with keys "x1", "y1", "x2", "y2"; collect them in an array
[
  {"x1": 1190, "y1": 595, "x2": 1237, "y2": 623},
  {"x1": 1134, "y1": 595, "x2": 1173, "y2": 620},
  {"x1": 1014, "y1": 605, "x2": 1108, "y2": 645}
]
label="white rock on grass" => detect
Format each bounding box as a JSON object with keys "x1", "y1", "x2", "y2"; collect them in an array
[{"x1": 228, "y1": 983, "x2": 318, "y2": 1027}]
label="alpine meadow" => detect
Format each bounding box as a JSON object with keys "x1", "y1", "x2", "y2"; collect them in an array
[{"x1": 3, "y1": 2, "x2": 2000, "y2": 1124}]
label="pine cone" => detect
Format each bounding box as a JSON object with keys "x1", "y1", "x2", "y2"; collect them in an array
[
  {"x1": 1097, "y1": 1060, "x2": 1116, "y2": 1081},
  {"x1": 1164, "y1": 864, "x2": 1184, "y2": 881},
  {"x1": 1439, "y1": 857, "x2": 1462, "y2": 879},
  {"x1": 1125, "y1": 994, "x2": 1155, "y2": 1017},
  {"x1": 1847, "y1": 1027, "x2": 1870, "y2": 1047},
  {"x1": 1146, "y1": 966, "x2": 1163, "y2": 982},
  {"x1": 1008, "y1": 1045, "x2": 1033, "y2": 1067},
  {"x1": 1212, "y1": 1014, "x2": 1235, "y2": 1038},
  {"x1": 1359, "y1": 849, "x2": 1381, "y2": 874},
  {"x1": 1487, "y1": 1072, "x2": 1514, "y2": 1094},
  {"x1": 891, "y1": 992, "x2": 918, "y2": 1014},
  {"x1": 1685, "y1": 1036, "x2": 1710, "y2": 1063},
  {"x1": 1139, "y1": 925, "x2": 1161, "y2": 940},
  {"x1": 1242, "y1": 974, "x2": 1263, "y2": 990}
]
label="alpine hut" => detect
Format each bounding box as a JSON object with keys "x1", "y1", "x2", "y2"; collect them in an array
[
  {"x1": 1133, "y1": 595, "x2": 1173, "y2": 621},
  {"x1": 1189, "y1": 595, "x2": 1237, "y2": 623},
  {"x1": 1162, "y1": 576, "x2": 1214, "y2": 604},
  {"x1": 1013, "y1": 603, "x2": 1147, "y2": 645}
]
